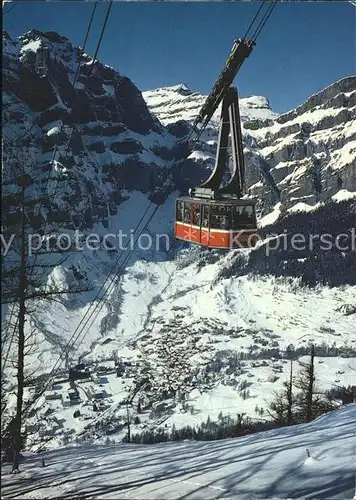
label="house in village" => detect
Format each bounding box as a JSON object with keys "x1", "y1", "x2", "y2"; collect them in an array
[
  {"x1": 45, "y1": 392, "x2": 63, "y2": 402},
  {"x1": 38, "y1": 419, "x2": 62, "y2": 438},
  {"x1": 63, "y1": 395, "x2": 71, "y2": 408},
  {"x1": 92, "y1": 389, "x2": 107, "y2": 401},
  {"x1": 69, "y1": 363, "x2": 90, "y2": 381},
  {"x1": 91, "y1": 373, "x2": 101, "y2": 384},
  {"x1": 68, "y1": 389, "x2": 81, "y2": 405},
  {"x1": 25, "y1": 422, "x2": 40, "y2": 434},
  {"x1": 96, "y1": 359, "x2": 116, "y2": 376}
]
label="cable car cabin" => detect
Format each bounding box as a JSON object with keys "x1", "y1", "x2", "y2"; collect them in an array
[{"x1": 175, "y1": 197, "x2": 258, "y2": 249}]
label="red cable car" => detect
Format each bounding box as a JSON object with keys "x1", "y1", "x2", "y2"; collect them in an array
[
  {"x1": 175, "y1": 197, "x2": 258, "y2": 249},
  {"x1": 174, "y1": 85, "x2": 259, "y2": 249}
]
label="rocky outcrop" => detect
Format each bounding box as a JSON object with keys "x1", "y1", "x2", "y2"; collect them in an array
[{"x1": 246, "y1": 77, "x2": 356, "y2": 210}]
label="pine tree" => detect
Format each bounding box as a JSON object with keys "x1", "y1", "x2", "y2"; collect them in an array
[
  {"x1": 2, "y1": 162, "x2": 92, "y2": 472},
  {"x1": 267, "y1": 360, "x2": 294, "y2": 425},
  {"x1": 294, "y1": 345, "x2": 336, "y2": 423}
]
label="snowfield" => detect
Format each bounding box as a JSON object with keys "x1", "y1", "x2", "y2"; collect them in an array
[{"x1": 2, "y1": 404, "x2": 356, "y2": 499}]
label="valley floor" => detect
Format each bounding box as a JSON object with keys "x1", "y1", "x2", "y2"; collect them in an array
[{"x1": 2, "y1": 404, "x2": 355, "y2": 500}]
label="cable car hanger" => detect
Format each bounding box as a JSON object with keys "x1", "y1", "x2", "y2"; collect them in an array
[{"x1": 174, "y1": 0, "x2": 279, "y2": 250}]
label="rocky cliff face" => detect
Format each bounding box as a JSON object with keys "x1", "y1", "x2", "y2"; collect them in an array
[
  {"x1": 245, "y1": 76, "x2": 356, "y2": 210},
  {"x1": 142, "y1": 84, "x2": 278, "y2": 125},
  {"x1": 143, "y1": 84, "x2": 281, "y2": 205}
]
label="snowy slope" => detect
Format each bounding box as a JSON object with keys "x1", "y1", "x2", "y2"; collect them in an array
[{"x1": 2, "y1": 404, "x2": 356, "y2": 499}]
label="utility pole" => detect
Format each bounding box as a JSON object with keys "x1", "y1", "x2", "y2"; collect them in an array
[
  {"x1": 126, "y1": 402, "x2": 131, "y2": 443},
  {"x1": 125, "y1": 380, "x2": 148, "y2": 443},
  {"x1": 306, "y1": 344, "x2": 315, "y2": 423},
  {"x1": 286, "y1": 360, "x2": 293, "y2": 425},
  {"x1": 12, "y1": 174, "x2": 27, "y2": 472}
]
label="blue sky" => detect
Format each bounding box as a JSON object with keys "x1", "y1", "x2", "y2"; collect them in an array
[{"x1": 4, "y1": 1, "x2": 355, "y2": 113}]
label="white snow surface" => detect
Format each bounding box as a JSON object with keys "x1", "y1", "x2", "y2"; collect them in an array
[
  {"x1": 143, "y1": 85, "x2": 278, "y2": 125},
  {"x1": 4, "y1": 189, "x2": 354, "y2": 437},
  {"x1": 287, "y1": 202, "x2": 320, "y2": 214},
  {"x1": 259, "y1": 202, "x2": 283, "y2": 227},
  {"x1": 2, "y1": 404, "x2": 355, "y2": 499},
  {"x1": 331, "y1": 189, "x2": 356, "y2": 202},
  {"x1": 3, "y1": 32, "x2": 356, "y2": 456},
  {"x1": 20, "y1": 39, "x2": 42, "y2": 54}
]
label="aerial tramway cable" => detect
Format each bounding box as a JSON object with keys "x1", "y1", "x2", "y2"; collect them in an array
[
  {"x1": 183, "y1": 1, "x2": 279, "y2": 146},
  {"x1": 89, "y1": 0, "x2": 113, "y2": 76},
  {"x1": 18, "y1": 3, "x2": 121, "y2": 417},
  {"x1": 243, "y1": 0, "x2": 266, "y2": 40},
  {"x1": 251, "y1": 0, "x2": 279, "y2": 42},
  {"x1": 21, "y1": 203, "x2": 159, "y2": 419}
]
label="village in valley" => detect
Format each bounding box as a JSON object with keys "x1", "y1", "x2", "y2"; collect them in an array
[{"x1": 15, "y1": 322, "x2": 355, "y2": 452}]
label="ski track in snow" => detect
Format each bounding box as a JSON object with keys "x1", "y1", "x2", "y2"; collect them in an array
[{"x1": 2, "y1": 405, "x2": 356, "y2": 499}]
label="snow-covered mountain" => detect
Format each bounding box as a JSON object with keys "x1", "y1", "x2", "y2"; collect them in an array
[
  {"x1": 2, "y1": 404, "x2": 356, "y2": 499},
  {"x1": 2, "y1": 29, "x2": 355, "y2": 450}
]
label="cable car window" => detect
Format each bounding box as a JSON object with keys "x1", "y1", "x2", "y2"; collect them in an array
[
  {"x1": 201, "y1": 204, "x2": 210, "y2": 228},
  {"x1": 176, "y1": 200, "x2": 184, "y2": 222},
  {"x1": 232, "y1": 205, "x2": 255, "y2": 228},
  {"x1": 211, "y1": 205, "x2": 232, "y2": 229},
  {"x1": 183, "y1": 203, "x2": 191, "y2": 224},
  {"x1": 191, "y1": 203, "x2": 201, "y2": 226},
  {"x1": 211, "y1": 205, "x2": 230, "y2": 217}
]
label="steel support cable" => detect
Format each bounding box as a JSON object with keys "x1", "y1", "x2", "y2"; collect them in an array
[
  {"x1": 88, "y1": 0, "x2": 113, "y2": 77},
  {"x1": 73, "y1": 0, "x2": 98, "y2": 85},
  {"x1": 40, "y1": 0, "x2": 280, "y2": 386},
  {"x1": 2, "y1": 0, "x2": 99, "y2": 338},
  {"x1": 18, "y1": 0, "x2": 277, "y2": 416},
  {"x1": 21, "y1": 203, "x2": 156, "y2": 416},
  {"x1": 1, "y1": 1, "x2": 100, "y2": 376},
  {"x1": 5, "y1": 2, "x2": 97, "y2": 150},
  {"x1": 3, "y1": 2, "x2": 17, "y2": 15},
  {"x1": 46, "y1": 203, "x2": 153, "y2": 364},
  {"x1": 251, "y1": 0, "x2": 279, "y2": 42},
  {"x1": 253, "y1": 2, "x2": 278, "y2": 41},
  {"x1": 74, "y1": 206, "x2": 160, "y2": 352},
  {"x1": 2, "y1": 9, "x2": 99, "y2": 373},
  {"x1": 250, "y1": 2, "x2": 274, "y2": 40},
  {"x1": 39, "y1": 0, "x2": 105, "y2": 215},
  {"x1": 21, "y1": 208, "x2": 157, "y2": 420},
  {"x1": 189, "y1": 1, "x2": 279, "y2": 155},
  {"x1": 174, "y1": 1, "x2": 276, "y2": 158},
  {"x1": 243, "y1": 0, "x2": 266, "y2": 40},
  {"x1": 10, "y1": 2, "x2": 117, "y2": 409}
]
